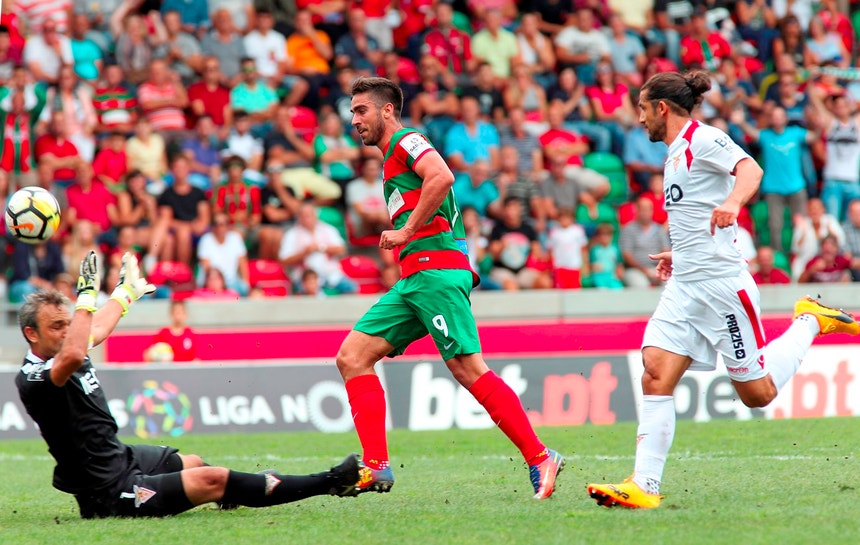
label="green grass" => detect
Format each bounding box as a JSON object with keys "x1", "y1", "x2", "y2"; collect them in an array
[{"x1": 1, "y1": 418, "x2": 858, "y2": 544}]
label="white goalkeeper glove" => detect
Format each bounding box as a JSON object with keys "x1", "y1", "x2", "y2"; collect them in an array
[
  {"x1": 75, "y1": 250, "x2": 100, "y2": 313},
  {"x1": 111, "y1": 252, "x2": 156, "y2": 316}
]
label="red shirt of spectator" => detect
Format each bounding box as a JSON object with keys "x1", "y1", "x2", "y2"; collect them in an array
[
  {"x1": 393, "y1": 0, "x2": 432, "y2": 50},
  {"x1": 351, "y1": 0, "x2": 392, "y2": 18},
  {"x1": 187, "y1": 80, "x2": 230, "y2": 127},
  {"x1": 680, "y1": 30, "x2": 731, "y2": 71},
  {"x1": 213, "y1": 180, "x2": 262, "y2": 226},
  {"x1": 153, "y1": 326, "x2": 197, "y2": 361},
  {"x1": 35, "y1": 131, "x2": 78, "y2": 180},
  {"x1": 539, "y1": 128, "x2": 587, "y2": 168},
  {"x1": 66, "y1": 173, "x2": 118, "y2": 232},
  {"x1": 752, "y1": 268, "x2": 791, "y2": 285},
  {"x1": 1, "y1": 111, "x2": 33, "y2": 174},
  {"x1": 586, "y1": 82, "x2": 629, "y2": 117},
  {"x1": 0, "y1": 12, "x2": 26, "y2": 50},
  {"x1": 92, "y1": 147, "x2": 128, "y2": 186},
  {"x1": 422, "y1": 4, "x2": 472, "y2": 75}
]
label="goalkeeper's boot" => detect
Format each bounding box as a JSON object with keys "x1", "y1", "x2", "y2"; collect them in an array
[
  {"x1": 530, "y1": 448, "x2": 565, "y2": 500},
  {"x1": 352, "y1": 461, "x2": 395, "y2": 495},
  {"x1": 326, "y1": 453, "x2": 362, "y2": 497},
  {"x1": 587, "y1": 477, "x2": 663, "y2": 509},
  {"x1": 793, "y1": 296, "x2": 859, "y2": 336}
]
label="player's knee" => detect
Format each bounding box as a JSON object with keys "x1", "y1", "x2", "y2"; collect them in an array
[
  {"x1": 194, "y1": 466, "x2": 230, "y2": 492},
  {"x1": 739, "y1": 388, "x2": 776, "y2": 408}
]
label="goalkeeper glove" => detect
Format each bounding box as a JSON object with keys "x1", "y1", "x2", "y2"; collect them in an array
[
  {"x1": 75, "y1": 250, "x2": 100, "y2": 313},
  {"x1": 111, "y1": 252, "x2": 156, "y2": 316}
]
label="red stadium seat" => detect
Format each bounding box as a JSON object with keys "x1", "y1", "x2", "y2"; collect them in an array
[
  {"x1": 248, "y1": 259, "x2": 291, "y2": 297},
  {"x1": 147, "y1": 261, "x2": 194, "y2": 286},
  {"x1": 340, "y1": 255, "x2": 384, "y2": 294}
]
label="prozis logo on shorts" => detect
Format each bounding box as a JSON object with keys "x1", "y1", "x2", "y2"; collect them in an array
[{"x1": 725, "y1": 314, "x2": 746, "y2": 359}]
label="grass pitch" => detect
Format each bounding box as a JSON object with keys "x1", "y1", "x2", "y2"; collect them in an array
[{"x1": 1, "y1": 418, "x2": 858, "y2": 545}]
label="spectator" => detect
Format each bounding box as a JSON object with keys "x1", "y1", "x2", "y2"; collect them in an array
[
  {"x1": 92, "y1": 130, "x2": 128, "y2": 187},
  {"x1": 160, "y1": 0, "x2": 209, "y2": 36},
  {"x1": 539, "y1": 155, "x2": 608, "y2": 222},
  {"x1": 196, "y1": 211, "x2": 251, "y2": 296},
  {"x1": 345, "y1": 158, "x2": 388, "y2": 238},
  {"x1": 9, "y1": 239, "x2": 64, "y2": 303},
  {"x1": 187, "y1": 57, "x2": 233, "y2": 136},
  {"x1": 191, "y1": 267, "x2": 240, "y2": 299},
  {"x1": 92, "y1": 64, "x2": 138, "y2": 136},
  {"x1": 547, "y1": 67, "x2": 612, "y2": 153},
  {"x1": 391, "y1": 0, "x2": 432, "y2": 52},
  {"x1": 554, "y1": 7, "x2": 610, "y2": 86},
  {"x1": 126, "y1": 117, "x2": 167, "y2": 184},
  {"x1": 751, "y1": 245, "x2": 791, "y2": 285},
  {"x1": 0, "y1": 89, "x2": 43, "y2": 188},
  {"x1": 351, "y1": 0, "x2": 397, "y2": 52},
  {"x1": 286, "y1": 10, "x2": 335, "y2": 109},
  {"x1": 467, "y1": 0, "x2": 517, "y2": 26},
  {"x1": 0, "y1": 25, "x2": 23, "y2": 85},
  {"x1": 23, "y1": 18, "x2": 73, "y2": 85},
  {"x1": 547, "y1": 206, "x2": 589, "y2": 289},
  {"x1": 498, "y1": 108, "x2": 543, "y2": 179},
  {"x1": 805, "y1": 15, "x2": 849, "y2": 69},
  {"x1": 679, "y1": 8, "x2": 731, "y2": 71},
  {"x1": 585, "y1": 61, "x2": 636, "y2": 157},
  {"x1": 539, "y1": 101, "x2": 591, "y2": 169},
  {"x1": 460, "y1": 62, "x2": 505, "y2": 123},
  {"x1": 460, "y1": 204, "x2": 498, "y2": 290},
  {"x1": 604, "y1": 13, "x2": 646, "y2": 88},
  {"x1": 503, "y1": 64, "x2": 549, "y2": 131},
  {"x1": 735, "y1": 0, "x2": 780, "y2": 63},
  {"x1": 61, "y1": 218, "x2": 104, "y2": 276},
  {"x1": 313, "y1": 111, "x2": 360, "y2": 191},
  {"x1": 619, "y1": 196, "x2": 671, "y2": 288},
  {"x1": 40, "y1": 65, "x2": 97, "y2": 161},
  {"x1": 212, "y1": 155, "x2": 262, "y2": 238},
  {"x1": 257, "y1": 164, "x2": 300, "y2": 261},
  {"x1": 243, "y1": 8, "x2": 290, "y2": 88},
  {"x1": 278, "y1": 201, "x2": 357, "y2": 295},
  {"x1": 147, "y1": 299, "x2": 198, "y2": 362},
  {"x1": 487, "y1": 196, "x2": 553, "y2": 290},
  {"x1": 115, "y1": 169, "x2": 158, "y2": 251},
  {"x1": 453, "y1": 160, "x2": 501, "y2": 219},
  {"x1": 471, "y1": 8, "x2": 520, "y2": 83},
  {"x1": 221, "y1": 111, "x2": 264, "y2": 174},
  {"x1": 299, "y1": 268, "x2": 325, "y2": 297},
  {"x1": 207, "y1": 0, "x2": 254, "y2": 35},
  {"x1": 156, "y1": 9, "x2": 204, "y2": 86},
  {"x1": 809, "y1": 90, "x2": 860, "y2": 222},
  {"x1": 515, "y1": 12, "x2": 557, "y2": 89},
  {"x1": 72, "y1": 0, "x2": 122, "y2": 46},
  {"x1": 334, "y1": 7, "x2": 383, "y2": 75},
  {"x1": 107, "y1": 224, "x2": 140, "y2": 272},
  {"x1": 181, "y1": 115, "x2": 222, "y2": 191},
  {"x1": 798, "y1": 234, "x2": 852, "y2": 284},
  {"x1": 147, "y1": 155, "x2": 211, "y2": 268},
  {"x1": 229, "y1": 58, "x2": 280, "y2": 133},
  {"x1": 588, "y1": 222, "x2": 623, "y2": 289},
  {"x1": 842, "y1": 199, "x2": 860, "y2": 281},
  {"x1": 422, "y1": 2, "x2": 474, "y2": 86},
  {"x1": 771, "y1": 15, "x2": 805, "y2": 69},
  {"x1": 791, "y1": 197, "x2": 845, "y2": 280},
  {"x1": 35, "y1": 110, "x2": 81, "y2": 187},
  {"x1": 733, "y1": 106, "x2": 817, "y2": 253},
  {"x1": 201, "y1": 9, "x2": 247, "y2": 86},
  {"x1": 110, "y1": 9, "x2": 166, "y2": 85},
  {"x1": 137, "y1": 59, "x2": 189, "y2": 134},
  {"x1": 495, "y1": 145, "x2": 546, "y2": 232},
  {"x1": 321, "y1": 65, "x2": 360, "y2": 129},
  {"x1": 409, "y1": 54, "x2": 460, "y2": 149},
  {"x1": 263, "y1": 104, "x2": 314, "y2": 171},
  {"x1": 64, "y1": 162, "x2": 119, "y2": 241},
  {"x1": 69, "y1": 12, "x2": 103, "y2": 83},
  {"x1": 445, "y1": 95, "x2": 500, "y2": 173}
]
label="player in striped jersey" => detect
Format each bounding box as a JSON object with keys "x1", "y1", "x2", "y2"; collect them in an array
[
  {"x1": 587, "y1": 71, "x2": 859, "y2": 509},
  {"x1": 337, "y1": 76, "x2": 564, "y2": 499}
]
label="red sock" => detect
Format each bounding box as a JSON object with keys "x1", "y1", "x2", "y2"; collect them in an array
[
  {"x1": 468, "y1": 371, "x2": 547, "y2": 465},
  {"x1": 345, "y1": 374, "x2": 389, "y2": 469}
]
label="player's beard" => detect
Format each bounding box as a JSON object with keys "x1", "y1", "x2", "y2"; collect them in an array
[
  {"x1": 646, "y1": 116, "x2": 666, "y2": 143},
  {"x1": 361, "y1": 112, "x2": 386, "y2": 146}
]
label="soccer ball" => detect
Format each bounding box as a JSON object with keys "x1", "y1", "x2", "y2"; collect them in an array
[
  {"x1": 146, "y1": 342, "x2": 175, "y2": 363},
  {"x1": 5, "y1": 187, "x2": 61, "y2": 244}
]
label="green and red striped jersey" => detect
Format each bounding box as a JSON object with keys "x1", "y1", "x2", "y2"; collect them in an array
[{"x1": 382, "y1": 128, "x2": 476, "y2": 283}]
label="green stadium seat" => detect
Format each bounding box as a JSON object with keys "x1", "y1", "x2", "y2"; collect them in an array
[
  {"x1": 317, "y1": 206, "x2": 348, "y2": 241},
  {"x1": 576, "y1": 201, "x2": 619, "y2": 240},
  {"x1": 750, "y1": 200, "x2": 793, "y2": 250},
  {"x1": 773, "y1": 250, "x2": 791, "y2": 275},
  {"x1": 583, "y1": 152, "x2": 628, "y2": 206}
]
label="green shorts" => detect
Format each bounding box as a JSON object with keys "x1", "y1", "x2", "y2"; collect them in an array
[{"x1": 354, "y1": 269, "x2": 482, "y2": 361}]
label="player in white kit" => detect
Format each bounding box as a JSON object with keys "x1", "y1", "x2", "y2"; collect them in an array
[{"x1": 586, "y1": 71, "x2": 860, "y2": 509}]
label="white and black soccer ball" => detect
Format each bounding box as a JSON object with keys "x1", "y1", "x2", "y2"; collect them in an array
[{"x1": 5, "y1": 187, "x2": 61, "y2": 244}]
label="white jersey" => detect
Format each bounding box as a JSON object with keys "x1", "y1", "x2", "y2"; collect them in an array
[
  {"x1": 663, "y1": 120, "x2": 752, "y2": 281},
  {"x1": 823, "y1": 117, "x2": 860, "y2": 183}
]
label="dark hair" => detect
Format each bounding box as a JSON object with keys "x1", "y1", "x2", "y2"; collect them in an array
[
  {"x1": 351, "y1": 76, "x2": 404, "y2": 119},
  {"x1": 641, "y1": 71, "x2": 711, "y2": 115},
  {"x1": 19, "y1": 291, "x2": 69, "y2": 339},
  {"x1": 503, "y1": 195, "x2": 521, "y2": 207}
]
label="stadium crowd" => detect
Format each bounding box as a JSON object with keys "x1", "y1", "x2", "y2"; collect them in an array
[{"x1": 2, "y1": 0, "x2": 860, "y2": 302}]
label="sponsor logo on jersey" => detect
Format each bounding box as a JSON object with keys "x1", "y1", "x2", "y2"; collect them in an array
[
  {"x1": 664, "y1": 184, "x2": 683, "y2": 206},
  {"x1": 725, "y1": 313, "x2": 746, "y2": 360},
  {"x1": 79, "y1": 368, "x2": 101, "y2": 395},
  {"x1": 387, "y1": 187, "x2": 406, "y2": 218},
  {"x1": 671, "y1": 154, "x2": 681, "y2": 172},
  {"x1": 726, "y1": 366, "x2": 749, "y2": 374},
  {"x1": 399, "y1": 133, "x2": 432, "y2": 160},
  {"x1": 133, "y1": 484, "x2": 156, "y2": 507},
  {"x1": 22, "y1": 362, "x2": 46, "y2": 382}
]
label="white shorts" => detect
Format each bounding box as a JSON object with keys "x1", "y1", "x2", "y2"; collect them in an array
[{"x1": 642, "y1": 270, "x2": 768, "y2": 382}]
